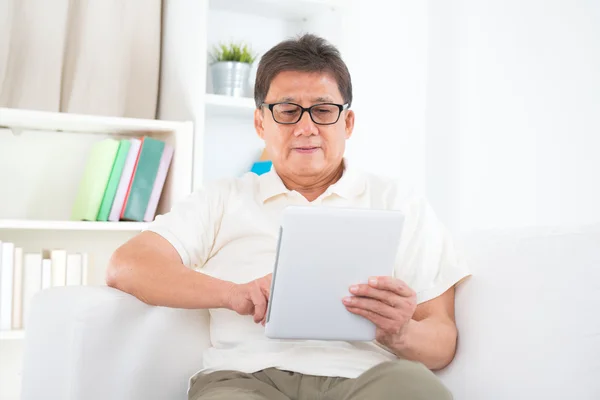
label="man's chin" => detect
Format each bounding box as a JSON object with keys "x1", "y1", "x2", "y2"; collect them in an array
[{"x1": 288, "y1": 161, "x2": 327, "y2": 177}]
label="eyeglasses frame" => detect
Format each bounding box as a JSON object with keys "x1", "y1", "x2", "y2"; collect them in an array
[{"x1": 260, "y1": 102, "x2": 350, "y2": 125}]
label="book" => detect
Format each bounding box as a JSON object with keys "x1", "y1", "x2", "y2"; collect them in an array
[
  {"x1": 251, "y1": 160, "x2": 272, "y2": 175},
  {"x1": 41, "y1": 258, "x2": 52, "y2": 290},
  {"x1": 0, "y1": 242, "x2": 14, "y2": 330},
  {"x1": 66, "y1": 254, "x2": 83, "y2": 286},
  {"x1": 11, "y1": 247, "x2": 23, "y2": 330},
  {"x1": 22, "y1": 253, "x2": 42, "y2": 328},
  {"x1": 97, "y1": 140, "x2": 132, "y2": 221},
  {"x1": 250, "y1": 148, "x2": 272, "y2": 176},
  {"x1": 81, "y1": 253, "x2": 89, "y2": 285},
  {"x1": 71, "y1": 138, "x2": 121, "y2": 221},
  {"x1": 122, "y1": 137, "x2": 166, "y2": 221},
  {"x1": 109, "y1": 138, "x2": 142, "y2": 221},
  {"x1": 143, "y1": 144, "x2": 174, "y2": 222},
  {"x1": 50, "y1": 250, "x2": 67, "y2": 287}
]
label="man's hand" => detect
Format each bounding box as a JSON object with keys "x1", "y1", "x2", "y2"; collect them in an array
[
  {"x1": 343, "y1": 276, "x2": 417, "y2": 346},
  {"x1": 226, "y1": 273, "x2": 273, "y2": 325}
]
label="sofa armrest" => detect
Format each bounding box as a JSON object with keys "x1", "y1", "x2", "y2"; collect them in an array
[{"x1": 21, "y1": 286, "x2": 210, "y2": 400}]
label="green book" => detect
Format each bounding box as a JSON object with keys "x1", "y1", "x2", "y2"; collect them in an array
[
  {"x1": 96, "y1": 140, "x2": 131, "y2": 221},
  {"x1": 122, "y1": 137, "x2": 165, "y2": 221},
  {"x1": 71, "y1": 138, "x2": 121, "y2": 221}
]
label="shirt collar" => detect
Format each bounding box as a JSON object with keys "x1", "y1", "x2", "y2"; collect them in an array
[{"x1": 258, "y1": 158, "x2": 366, "y2": 203}]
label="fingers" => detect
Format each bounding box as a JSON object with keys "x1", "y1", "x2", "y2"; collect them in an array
[
  {"x1": 249, "y1": 284, "x2": 267, "y2": 323},
  {"x1": 349, "y1": 284, "x2": 400, "y2": 308},
  {"x1": 249, "y1": 275, "x2": 273, "y2": 324},
  {"x1": 345, "y1": 306, "x2": 399, "y2": 333},
  {"x1": 346, "y1": 305, "x2": 408, "y2": 335},
  {"x1": 368, "y1": 276, "x2": 416, "y2": 298},
  {"x1": 342, "y1": 296, "x2": 398, "y2": 319},
  {"x1": 260, "y1": 277, "x2": 271, "y2": 300}
]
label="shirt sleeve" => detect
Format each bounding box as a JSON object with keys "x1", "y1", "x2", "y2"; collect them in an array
[
  {"x1": 393, "y1": 195, "x2": 471, "y2": 304},
  {"x1": 143, "y1": 184, "x2": 225, "y2": 269}
]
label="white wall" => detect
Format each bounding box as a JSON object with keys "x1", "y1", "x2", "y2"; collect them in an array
[
  {"x1": 426, "y1": 0, "x2": 600, "y2": 232},
  {"x1": 343, "y1": 0, "x2": 429, "y2": 193}
]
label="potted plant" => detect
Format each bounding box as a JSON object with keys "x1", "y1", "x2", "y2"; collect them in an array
[{"x1": 209, "y1": 42, "x2": 257, "y2": 97}]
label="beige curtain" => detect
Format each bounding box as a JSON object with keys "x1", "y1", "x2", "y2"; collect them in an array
[{"x1": 0, "y1": 0, "x2": 161, "y2": 119}]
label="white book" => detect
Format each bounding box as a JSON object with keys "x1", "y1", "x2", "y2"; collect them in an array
[
  {"x1": 66, "y1": 253, "x2": 82, "y2": 286},
  {"x1": 50, "y1": 249, "x2": 67, "y2": 287},
  {"x1": 22, "y1": 253, "x2": 42, "y2": 329},
  {"x1": 0, "y1": 242, "x2": 15, "y2": 331},
  {"x1": 12, "y1": 247, "x2": 24, "y2": 330},
  {"x1": 144, "y1": 144, "x2": 174, "y2": 222},
  {"x1": 81, "y1": 253, "x2": 89, "y2": 285},
  {"x1": 41, "y1": 258, "x2": 52, "y2": 289}
]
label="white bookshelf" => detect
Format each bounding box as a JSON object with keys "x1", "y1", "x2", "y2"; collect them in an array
[
  {"x1": 205, "y1": 94, "x2": 256, "y2": 118},
  {"x1": 0, "y1": 220, "x2": 147, "y2": 232},
  {"x1": 0, "y1": 330, "x2": 25, "y2": 340},
  {"x1": 210, "y1": 0, "x2": 347, "y2": 20},
  {"x1": 0, "y1": 107, "x2": 190, "y2": 135},
  {"x1": 0, "y1": 107, "x2": 194, "y2": 400}
]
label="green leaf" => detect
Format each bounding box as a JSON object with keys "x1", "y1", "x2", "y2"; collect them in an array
[{"x1": 210, "y1": 41, "x2": 257, "y2": 64}]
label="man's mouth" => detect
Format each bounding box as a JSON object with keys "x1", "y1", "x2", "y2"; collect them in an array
[{"x1": 293, "y1": 146, "x2": 320, "y2": 153}]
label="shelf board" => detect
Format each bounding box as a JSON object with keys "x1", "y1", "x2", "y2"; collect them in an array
[
  {"x1": 0, "y1": 107, "x2": 191, "y2": 135},
  {"x1": 205, "y1": 94, "x2": 256, "y2": 118},
  {"x1": 209, "y1": 0, "x2": 346, "y2": 20},
  {"x1": 0, "y1": 330, "x2": 24, "y2": 340},
  {"x1": 0, "y1": 220, "x2": 148, "y2": 232}
]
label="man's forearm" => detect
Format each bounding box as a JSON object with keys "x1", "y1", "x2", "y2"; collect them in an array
[
  {"x1": 107, "y1": 241, "x2": 234, "y2": 310},
  {"x1": 384, "y1": 317, "x2": 457, "y2": 370}
]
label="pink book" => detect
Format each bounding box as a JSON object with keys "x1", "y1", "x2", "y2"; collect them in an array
[
  {"x1": 109, "y1": 138, "x2": 142, "y2": 221},
  {"x1": 143, "y1": 144, "x2": 174, "y2": 222}
]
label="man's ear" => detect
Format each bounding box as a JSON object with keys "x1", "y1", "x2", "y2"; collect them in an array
[
  {"x1": 344, "y1": 109, "x2": 355, "y2": 139},
  {"x1": 255, "y1": 108, "x2": 265, "y2": 139}
]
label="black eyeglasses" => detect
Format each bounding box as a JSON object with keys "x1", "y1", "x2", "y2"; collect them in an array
[{"x1": 260, "y1": 102, "x2": 349, "y2": 125}]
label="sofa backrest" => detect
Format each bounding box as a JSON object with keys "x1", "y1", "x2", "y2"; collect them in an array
[{"x1": 438, "y1": 223, "x2": 600, "y2": 399}]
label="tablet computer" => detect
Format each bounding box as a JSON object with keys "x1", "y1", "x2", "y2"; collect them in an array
[{"x1": 265, "y1": 205, "x2": 405, "y2": 341}]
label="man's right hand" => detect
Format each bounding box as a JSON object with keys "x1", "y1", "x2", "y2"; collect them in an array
[{"x1": 226, "y1": 273, "x2": 273, "y2": 325}]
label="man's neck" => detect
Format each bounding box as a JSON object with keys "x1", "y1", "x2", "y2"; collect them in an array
[{"x1": 278, "y1": 162, "x2": 344, "y2": 202}]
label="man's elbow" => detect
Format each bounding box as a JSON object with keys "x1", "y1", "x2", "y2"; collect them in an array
[
  {"x1": 106, "y1": 248, "x2": 157, "y2": 306},
  {"x1": 430, "y1": 325, "x2": 458, "y2": 371},
  {"x1": 106, "y1": 249, "x2": 129, "y2": 291}
]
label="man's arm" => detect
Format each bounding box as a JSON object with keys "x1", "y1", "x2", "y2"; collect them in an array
[
  {"x1": 344, "y1": 278, "x2": 458, "y2": 370},
  {"x1": 106, "y1": 231, "x2": 235, "y2": 309},
  {"x1": 382, "y1": 287, "x2": 457, "y2": 370},
  {"x1": 106, "y1": 231, "x2": 274, "y2": 324}
]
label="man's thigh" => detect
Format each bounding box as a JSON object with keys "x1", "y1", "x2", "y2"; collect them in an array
[
  {"x1": 188, "y1": 370, "x2": 291, "y2": 400},
  {"x1": 326, "y1": 360, "x2": 453, "y2": 400}
]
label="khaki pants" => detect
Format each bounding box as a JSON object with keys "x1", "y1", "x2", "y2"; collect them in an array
[{"x1": 188, "y1": 360, "x2": 452, "y2": 400}]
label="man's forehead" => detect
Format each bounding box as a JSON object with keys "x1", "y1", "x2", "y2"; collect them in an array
[
  {"x1": 277, "y1": 95, "x2": 336, "y2": 103},
  {"x1": 266, "y1": 71, "x2": 343, "y2": 103}
]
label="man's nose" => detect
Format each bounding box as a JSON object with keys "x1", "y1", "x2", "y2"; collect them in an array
[{"x1": 293, "y1": 110, "x2": 319, "y2": 137}]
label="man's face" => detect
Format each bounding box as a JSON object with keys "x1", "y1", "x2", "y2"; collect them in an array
[{"x1": 254, "y1": 70, "x2": 354, "y2": 179}]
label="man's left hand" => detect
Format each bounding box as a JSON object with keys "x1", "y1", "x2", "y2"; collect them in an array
[{"x1": 343, "y1": 276, "x2": 417, "y2": 346}]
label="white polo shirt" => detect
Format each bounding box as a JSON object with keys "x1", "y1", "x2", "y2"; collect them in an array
[{"x1": 146, "y1": 162, "x2": 470, "y2": 379}]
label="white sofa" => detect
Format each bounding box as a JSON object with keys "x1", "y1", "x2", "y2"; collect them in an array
[{"x1": 20, "y1": 224, "x2": 600, "y2": 400}]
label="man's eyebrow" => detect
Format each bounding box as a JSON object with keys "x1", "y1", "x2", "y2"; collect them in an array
[
  {"x1": 313, "y1": 96, "x2": 335, "y2": 103},
  {"x1": 276, "y1": 96, "x2": 336, "y2": 103}
]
